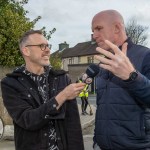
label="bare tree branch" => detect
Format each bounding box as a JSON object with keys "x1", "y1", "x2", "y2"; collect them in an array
[{"x1": 126, "y1": 17, "x2": 149, "y2": 46}]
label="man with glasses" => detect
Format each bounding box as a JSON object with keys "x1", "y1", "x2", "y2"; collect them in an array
[{"x1": 1, "y1": 30, "x2": 85, "y2": 150}]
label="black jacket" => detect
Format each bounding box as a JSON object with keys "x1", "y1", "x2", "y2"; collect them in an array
[{"x1": 1, "y1": 67, "x2": 84, "y2": 150}]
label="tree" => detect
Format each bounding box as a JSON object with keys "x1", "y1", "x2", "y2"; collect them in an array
[
  {"x1": 0, "y1": 0, "x2": 55, "y2": 66},
  {"x1": 126, "y1": 17, "x2": 149, "y2": 46},
  {"x1": 42, "y1": 27, "x2": 56, "y2": 41},
  {"x1": 50, "y1": 52, "x2": 62, "y2": 69}
]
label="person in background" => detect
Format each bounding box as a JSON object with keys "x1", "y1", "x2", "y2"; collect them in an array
[
  {"x1": 92, "y1": 9, "x2": 150, "y2": 150},
  {"x1": 1, "y1": 30, "x2": 85, "y2": 150},
  {"x1": 79, "y1": 82, "x2": 89, "y2": 115}
]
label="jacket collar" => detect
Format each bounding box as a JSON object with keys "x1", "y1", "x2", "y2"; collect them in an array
[
  {"x1": 118, "y1": 37, "x2": 134, "y2": 50},
  {"x1": 6, "y1": 66, "x2": 66, "y2": 78}
]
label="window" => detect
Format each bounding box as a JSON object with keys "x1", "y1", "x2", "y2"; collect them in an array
[
  {"x1": 78, "y1": 57, "x2": 81, "y2": 63},
  {"x1": 69, "y1": 58, "x2": 74, "y2": 64},
  {"x1": 87, "y1": 56, "x2": 94, "y2": 63}
]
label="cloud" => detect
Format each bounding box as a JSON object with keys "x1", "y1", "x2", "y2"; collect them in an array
[{"x1": 24, "y1": 0, "x2": 150, "y2": 51}]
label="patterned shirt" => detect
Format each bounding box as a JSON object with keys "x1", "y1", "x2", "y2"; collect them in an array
[{"x1": 22, "y1": 66, "x2": 59, "y2": 150}]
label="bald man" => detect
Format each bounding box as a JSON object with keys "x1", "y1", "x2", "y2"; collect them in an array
[{"x1": 92, "y1": 10, "x2": 150, "y2": 150}]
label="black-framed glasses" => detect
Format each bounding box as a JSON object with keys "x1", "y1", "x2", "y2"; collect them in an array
[{"x1": 25, "y1": 44, "x2": 52, "y2": 51}]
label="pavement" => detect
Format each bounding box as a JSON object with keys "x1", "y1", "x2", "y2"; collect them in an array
[
  {"x1": 78, "y1": 103, "x2": 96, "y2": 132},
  {"x1": 0, "y1": 103, "x2": 96, "y2": 150},
  {"x1": 79, "y1": 103, "x2": 96, "y2": 150}
]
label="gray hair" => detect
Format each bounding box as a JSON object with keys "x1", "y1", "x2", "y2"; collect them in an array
[{"x1": 19, "y1": 29, "x2": 43, "y2": 51}]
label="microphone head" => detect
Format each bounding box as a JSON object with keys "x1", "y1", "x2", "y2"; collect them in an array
[{"x1": 85, "y1": 63, "x2": 99, "y2": 78}]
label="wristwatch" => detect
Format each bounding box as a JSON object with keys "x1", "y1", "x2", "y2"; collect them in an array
[{"x1": 124, "y1": 70, "x2": 138, "y2": 82}]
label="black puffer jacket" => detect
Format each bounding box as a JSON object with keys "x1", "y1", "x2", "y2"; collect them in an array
[{"x1": 1, "y1": 67, "x2": 84, "y2": 150}]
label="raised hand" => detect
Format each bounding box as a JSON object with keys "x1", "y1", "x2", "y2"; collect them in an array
[{"x1": 94, "y1": 40, "x2": 135, "y2": 80}]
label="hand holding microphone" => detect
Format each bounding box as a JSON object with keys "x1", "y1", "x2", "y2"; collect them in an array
[
  {"x1": 56, "y1": 63, "x2": 100, "y2": 109},
  {"x1": 55, "y1": 82, "x2": 85, "y2": 109}
]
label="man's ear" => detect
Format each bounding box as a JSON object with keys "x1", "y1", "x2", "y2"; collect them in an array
[
  {"x1": 22, "y1": 47, "x2": 30, "y2": 56},
  {"x1": 114, "y1": 23, "x2": 121, "y2": 34}
]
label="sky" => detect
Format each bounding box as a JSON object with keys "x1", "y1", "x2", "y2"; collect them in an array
[{"x1": 22, "y1": 0, "x2": 150, "y2": 53}]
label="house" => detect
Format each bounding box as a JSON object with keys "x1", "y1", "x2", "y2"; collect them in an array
[
  {"x1": 52, "y1": 39, "x2": 100, "y2": 93},
  {"x1": 61, "y1": 41, "x2": 99, "y2": 71}
]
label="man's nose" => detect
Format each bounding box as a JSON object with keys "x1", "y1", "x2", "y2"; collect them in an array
[
  {"x1": 45, "y1": 46, "x2": 50, "y2": 52},
  {"x1": 92, "y1": 31, "x2": 98, "y2": 40}
]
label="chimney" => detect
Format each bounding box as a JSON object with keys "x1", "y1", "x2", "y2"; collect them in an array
[
  {"x1": 91, "y1": 34, "x2": 96, "y2": 44},
  {"x1": 59, "y1": 41, "x2": 69, "y2": 51}
]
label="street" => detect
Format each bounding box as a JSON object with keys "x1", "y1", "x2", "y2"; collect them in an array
[{"x1": 77, "y1": 95, "x2": 96, "y2": 106}]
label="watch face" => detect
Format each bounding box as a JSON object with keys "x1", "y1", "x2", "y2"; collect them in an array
[{"x1": 130, "y1": 71, "x2": 138, "y2": 80}]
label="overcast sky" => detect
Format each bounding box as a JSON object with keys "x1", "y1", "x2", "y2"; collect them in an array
[{"x1": 23, "y1": 0, "x2": 150, "y2": 52}]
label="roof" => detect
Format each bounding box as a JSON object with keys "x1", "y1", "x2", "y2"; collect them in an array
[{"x1": 52, "y1": 41, "x2": 99, "y2": 58}]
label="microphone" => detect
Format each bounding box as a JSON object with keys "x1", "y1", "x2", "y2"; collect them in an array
[{"x1": 78, "y1": 63, "x2": 100, "y2": 84}]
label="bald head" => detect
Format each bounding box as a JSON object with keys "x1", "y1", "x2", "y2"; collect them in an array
[
  {"x1": 92, "y1": 9, "x2": 125, "y2": 27},
  {"x1": 92, "y1": 9, "x2": 127, "y2": 49}
]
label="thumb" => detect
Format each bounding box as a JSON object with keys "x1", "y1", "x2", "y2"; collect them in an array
[{"x1": 122, "y1": 42, "x2": 128, "y2": 56}]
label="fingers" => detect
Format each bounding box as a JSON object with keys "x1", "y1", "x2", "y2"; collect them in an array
[
  {"x1": 95, "y1": 40, "x2": 128, "y2": 65},
  {"x1": 122, "y1": 42, "x2": 128, "y2": 56},
  {"x1": 96, "y1": 46, "x2": 115, "y2": 60},
  {"x1": 55, "y1": 82, "x2": 86, "y2": 109},
  {"x1": 63, "y1": 83, "x2": 86, "y2": 100},
  {"x1": 105, "y1": 40, "x2": 128, "y2": 56},
  {"x1": 105, "y1": 40, "x2": 118, "y2": 52},
  {"x1": 94, "y1": 40, "x2": 133, "y2": 79},
  {"x1": 95, "y1": 54, "x2": 113, "y2": 66},
  {"x1": 75, "y1": 82, "x2": 86, "y2": 87},
  {"x1": 69, "y1": 83, "x2": 85, "y2": 93},
  {"x1": 72, "y1": 83, "x2": 86, "y2": 96},
  {"x1": 105, "y1": 40, "x2": 122, "y2": 55}
]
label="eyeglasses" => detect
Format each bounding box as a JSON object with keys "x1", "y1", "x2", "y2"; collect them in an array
[{"x1": 25, "y1": 44, "x2": 52, "y2": 51}]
